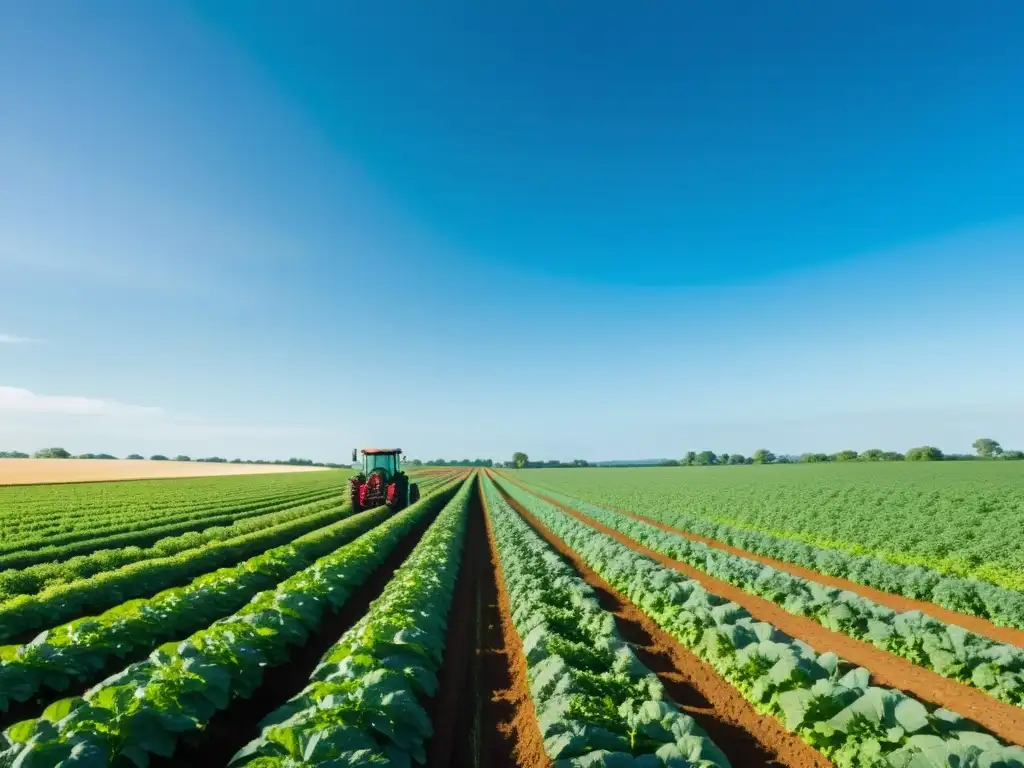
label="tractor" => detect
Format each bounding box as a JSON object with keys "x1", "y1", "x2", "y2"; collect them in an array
[{"x1": 349, "y1": 448, "x2": 420, "y2": 513}]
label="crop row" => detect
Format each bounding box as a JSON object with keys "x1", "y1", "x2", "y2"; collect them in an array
[
  {"x1": 0, "y1": 473, "x2": 347, "y2": 535},
  {"x1": 0, "y1": 480, "x2": 465, "y2": 766},
  {"x1": 229, "y1": 473, "x2": 475, "y2": 765},
  {"x1": 494, "y1": 477, "x2": 1024, "y2": 768},
  {"x1": 0, "y1": 484, "x2": 344, "y2": 564},
  {"x1": 524, "y1": 482, "x2": 1024, "y2": 709},
  {"x1": 0, "y1": 506, "x2": 393, "y2": 716},
  {"x1": 482, "y1": 474, "x2": 730, "y2": 766},
  {"x1": 0, "y1": 500, "x2": 356, "y2": 643},
  {"x1": 0, "y1": 494, "x2": 348, "y2": 601},
  {"x1": 520, "y1": 465, "x2": 1024, "y2": 595},
  {"x1": 523, "y1": 476, "x2": 1024, "y2": 634}
]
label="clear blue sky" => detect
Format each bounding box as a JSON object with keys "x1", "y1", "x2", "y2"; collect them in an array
[{"x1": 2, "y1": 1, "x2": 1023, "y2": 461}]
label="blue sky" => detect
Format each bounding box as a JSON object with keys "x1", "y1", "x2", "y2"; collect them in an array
[{"x1": 2, "y1": 1, "x2": 1023, "y2": 462}]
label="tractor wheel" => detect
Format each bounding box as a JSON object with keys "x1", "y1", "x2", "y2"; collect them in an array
[
  {"x1": 409, "y1": 483, "x2": 420, "y2": 506},
  {"x1": 387, "y1": 474, "x2": 409, "y2": 512},
  {"x1": 349, "y1": 475, "x2": 365, "y2": 512}
]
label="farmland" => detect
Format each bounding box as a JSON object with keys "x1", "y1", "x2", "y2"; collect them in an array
[
  {"x1": 1, "y1": 464, "x2": 1023, "y2": 767},
  {"x1": 0, "y1": 458, "x2": 332, "y2": 486}
]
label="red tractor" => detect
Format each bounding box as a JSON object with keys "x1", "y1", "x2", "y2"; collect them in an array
[{"x1": 349, "y1": 448, "x2": 420, "y2": 513}]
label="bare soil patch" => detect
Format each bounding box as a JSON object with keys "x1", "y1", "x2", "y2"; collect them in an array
[
  {"x1": 0, "y1": 459, "x2": 330, "y2": 486},
  {"x1": 503, "y1": 478, "x2": 1024, "y2": 747}
]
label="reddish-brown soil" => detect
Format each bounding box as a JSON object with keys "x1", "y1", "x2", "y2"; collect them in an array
[
  {"x1": 479, "y1": 481, "x2": 553, "y2": 768},
  {"x1": 516, "y1": 479, "x2": 1024, "y2": 649},
  {"x1": 489, "y1": 474, "x2": 831, "y2": 768},
  {"x1": 498, "y1": 477, "x2": 1024, "y2": 747},
  {"x1": 426, "y1": 478, "x2": 487, "y2": 768}
]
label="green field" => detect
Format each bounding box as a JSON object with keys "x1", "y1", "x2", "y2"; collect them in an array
[{"x1": 513, "y1": 461, "x2": 1024, "y2": 591}]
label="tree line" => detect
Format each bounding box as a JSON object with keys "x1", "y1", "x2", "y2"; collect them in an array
[
  {"x1": 664, "y1": 438, "x2": 1022, "y2": 466},
  {"x1": 0, "y1": 448, "x2": 348, "y2": 468},
  {"x1": 504, "y1": 438, "x2": 1023, "y2": 470}
]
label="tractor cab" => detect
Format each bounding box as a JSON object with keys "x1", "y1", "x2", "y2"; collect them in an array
[
  {"x1": 349, "y1": 448, "x2": 420, "y2": 513},
  {"x1": 352, "y1": 448, "x2": 400, "y2": 481}
]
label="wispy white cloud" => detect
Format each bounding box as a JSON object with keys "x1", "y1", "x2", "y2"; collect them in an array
[
  {"x1": 0, "y1": 386, "x2": 162, "y2": 416},
  {"x1": 0, "y1": 386, "x2": 322, "y2": 450},
  {"x1": 0, "y1": 334, "x2": 43, "y2": 345}
]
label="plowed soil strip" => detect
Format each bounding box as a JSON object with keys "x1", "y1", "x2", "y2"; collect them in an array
[
  {"x1": 426, "y1": 478, "x2": 484, "y2": 768},
  {"x1": 502, "y1": 479, "x2": 1024, "y2": 747},
  {"x1": 151, "y1": 512, "x2": 439, "y2": 767},
  {"x1": 510, "y1": 477, "x2": 1024, "y2": 649},
  {"x1": 479, "y1": 483, "x2": 552, "y2": 768},
  {"x1": 490, "y1": 479, "x2": 828, "y2": 768}
]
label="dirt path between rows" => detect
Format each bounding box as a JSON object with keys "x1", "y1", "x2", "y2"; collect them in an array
[
  {"x1": 510, "y1": 476, "x2": 1024, "y2": 649},
  {"x1": 497, "y1": 477, "x2": 1024, "y2": 746},
  {"x1": 479, "y1": 481, "x2": 552, "y2": 768},
  {"x1": 489, "y1": 474, "x2": 830, "y2": 768},
  {"x1": 426, "y1": 477, "x2": 486, "y2": 768}
]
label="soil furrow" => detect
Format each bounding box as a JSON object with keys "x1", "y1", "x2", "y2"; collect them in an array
[
  {"x1": 499, "y1": 476, "x2": 1024, "y2": 746},
  {"x1": 489, "y1": 475, "x2": 829, "y2": 768},
  {"x1": 479, "y1": 481, "x2": 552, "y2": 768},
  {"x1": 150, "y1": 511, "x2": 438, "y2": 767},
  {"x1": 426, "y1": 477, "x2": 484, "y2": 768},
  {"x1": 510, "y1": 476, "x2": 1024, "y2": 649}
]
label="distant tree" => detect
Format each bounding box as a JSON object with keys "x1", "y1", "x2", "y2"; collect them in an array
[
  {"x1": 695, "y1": 450, "x2": 717, "y2": 466},
  {"x1": 905, "y1": 446, "x2": 943, "y2": 461},
  {"x1": 125, "y1": 454, "x2": 144, "y2": 460},
  {"x1": 881, "y1": 451, "x2": 905, "y2": 461},
  {"x1": 775, "y1": 455, "x2": 793, "y2": 464},
  {"x1": 1002, "y1": 450, "x2": 1024, "y2": 460},
  {"x1": 174, "y1": 455, "x2": 191, "y2": 462},
  {"x1": 973, "y1": 438, "x2": 1003, "y2": 458},
  {"x1": 752, "y1": 449, "x2": 775, "y2": 465},
  {"x1": 34, "y1": 447, "x2": 71, "y2": 459},
  {"x1": 799, "y1": 453, "x2": 831, "y2": 463},
  {"x1": 728, "y1": 454, "x2": 747, "y2": 465},
  {"x1": 681, "y1": 451, "x2": 697, "y2": 466},
  {"x1": 660, "y1": 459, "x2": 681, "y2": 466},
  {"x1": 77, "y1": 453, "x2": 117, "y2": 460},
  {"x1": 860, "y1": 449, "x2": 884, "y2": 461},
  {"x1": 150, "y1": 454, "x2": 169, "y2": 461},
  {"x1": 834, "y1": 450, "x2": 859, "y2": 462},
  {"x1": 719, "y1": 453, "x2": 730, "y2": 466},
  {"x1": 512, "y1": 452, "x2": 529, "y2": 469},
  {"x1": 0, "y1": 451, "x2": 29, "y2": 458}
]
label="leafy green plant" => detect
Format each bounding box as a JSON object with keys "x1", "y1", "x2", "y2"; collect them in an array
[
  {"x1": 481, "y1": 476, "x2": 730, "y2": 767},
  {"x1": 523, "y1": 483, "x2": 1024, "y2": 708},
  {"x1": 494, "y1": 477, "x2": 1024, "y2": 768},
  {"x1": 0, "y1": 481, "x2": 464, "y2": 767},
  {"x1": 229, "y1": 475, "x2": 474, "y2": 766}
]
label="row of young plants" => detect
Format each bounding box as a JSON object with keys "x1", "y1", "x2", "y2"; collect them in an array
[
  {"x1": 521, "y1": 478, "x2": 1024, "y2": 632},
  {"x1": 483, "y1": 475, "x2": 731, "y2": 767},
  {"x1": 0, "y1": 482, "x2": 345, "y2": 556},
  {"x1": 0, "y1": 480, "x2": 464, "y2": 767},
  {"x1": 0, "y1": 470, "x2": 454, "y2": 603},
  {"x1": 228, "y1": 474, "x2": 475, "y2": 766},
  {"x1": 524, "y1": 483, "x2": 1024, "y2": 709},
  {"x1": 0, "y1": 494, "x2": 351, "y2": 601},
  {"x1": 0, "y1": 499, "x2": 363, "y2": 644},
  {"x1": 494, "y1": 478, "x2": 1024, "y2": 768},
  {"x1": 0, "y1": 506, "x2": 396, "y2": 716}
]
